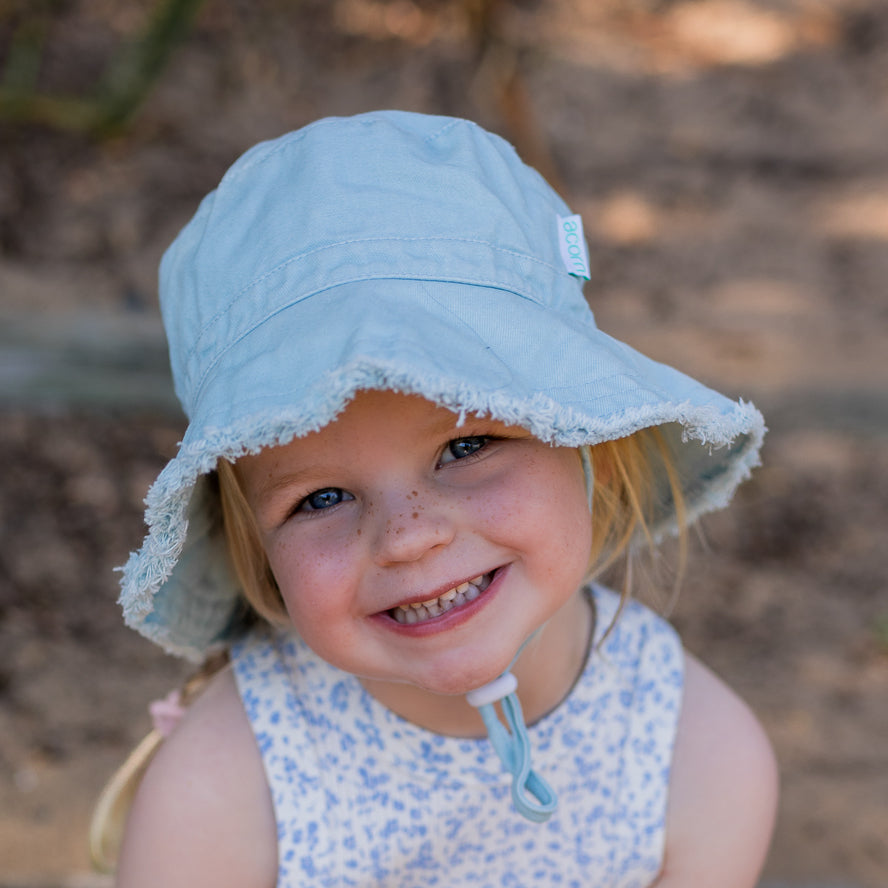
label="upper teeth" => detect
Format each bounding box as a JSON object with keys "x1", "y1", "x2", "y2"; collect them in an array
[{"x1": 392, "y1": 574, "x2": 492, "y2": 624}]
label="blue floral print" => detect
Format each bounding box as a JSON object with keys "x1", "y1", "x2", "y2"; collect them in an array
[{"x1": 232, "y1": 585, "x2": 683, "y2": 888}]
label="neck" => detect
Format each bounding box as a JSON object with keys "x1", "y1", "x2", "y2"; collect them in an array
[{"x1": 359, "y1": 587, "x2": 594, "y2": 738}]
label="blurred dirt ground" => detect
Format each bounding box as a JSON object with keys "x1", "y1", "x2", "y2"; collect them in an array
[{"x1": 1, "y1": 1, "x2": 887, "y2": 886}]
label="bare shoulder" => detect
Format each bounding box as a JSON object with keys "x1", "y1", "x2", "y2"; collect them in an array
[
  {"x1": 657, "y1": 651, "x2": 779, "y2": 888},
  {"x1": 116, "y1": 666, "x2": 278, "y2": 888}
]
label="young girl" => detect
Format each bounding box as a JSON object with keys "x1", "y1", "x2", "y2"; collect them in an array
[{"x1": 106, "y1": 111, "x2": 777, "y2": 887}]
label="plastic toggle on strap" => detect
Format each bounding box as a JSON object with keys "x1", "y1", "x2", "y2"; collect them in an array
[{"x1": 467, "y1": 671, "x2": 557, "y2": 823}]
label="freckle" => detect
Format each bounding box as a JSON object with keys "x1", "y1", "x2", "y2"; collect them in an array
[{"x1": 412, "y1": 512, "x2": 418, "y2": 519}]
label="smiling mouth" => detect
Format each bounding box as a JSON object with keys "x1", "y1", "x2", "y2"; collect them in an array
[{"x1": 390, "y1": 572, "x2": 495, "y2": 625}]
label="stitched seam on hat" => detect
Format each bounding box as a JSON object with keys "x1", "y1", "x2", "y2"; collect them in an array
[
  {"x1": 423, "y1": 117, "x2": 465, "y2": 144},
  {"x1": 182, "y1": 237, "x2": 569, "y2": 368},
  {"x1": 187, "y1": 275, "x2": 568, "y2": 407}
]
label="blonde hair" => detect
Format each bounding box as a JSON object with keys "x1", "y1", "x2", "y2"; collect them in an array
[
  {"x1": 216, "y1": 426, "x2": 688, "y2": 626},
  {"x1": 585, "y1": 427, "x2": 688, "y2": 635}
]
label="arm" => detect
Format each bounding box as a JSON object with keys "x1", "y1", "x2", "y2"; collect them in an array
[
  {"x1": 654, "y1": 652, "x2": 779, "y2": 888},
  {"x1": 115, "y1": 667, "x2": 278, "y2": 888}
]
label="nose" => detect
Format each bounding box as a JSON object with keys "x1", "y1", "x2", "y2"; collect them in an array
[{"x1": 371, "y1": 487, "x2": 456, "y2": 565}]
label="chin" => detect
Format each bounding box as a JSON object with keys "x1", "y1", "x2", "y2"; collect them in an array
[{"x1": 410, "y1": 657, "x2": 515, "y2": 698}]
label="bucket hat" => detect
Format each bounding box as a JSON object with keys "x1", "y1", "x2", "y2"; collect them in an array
[{"x1": 120, "y1": 110, "x2": 764, "y2": 662}]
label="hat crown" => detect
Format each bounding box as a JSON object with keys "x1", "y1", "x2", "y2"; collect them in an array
[{"x1": 160, "y1": 112, "x2": 588, "y2": 419}]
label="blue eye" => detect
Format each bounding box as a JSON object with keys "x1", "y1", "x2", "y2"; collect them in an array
[
  {"x1": 441, "y1": 436, "x2": 488, "y2": 464},
  {"x1": 298, "y1": 488, "x2": 352, "y2": 512}
]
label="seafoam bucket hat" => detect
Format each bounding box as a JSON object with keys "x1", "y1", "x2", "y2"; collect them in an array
[{"x1": 120, "y1": 110, "x2": 765, "y2": 663}]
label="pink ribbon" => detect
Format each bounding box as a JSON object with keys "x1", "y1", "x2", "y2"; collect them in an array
[{"x1": 148, "y1": 690, "x2": 186, "y2": 738}]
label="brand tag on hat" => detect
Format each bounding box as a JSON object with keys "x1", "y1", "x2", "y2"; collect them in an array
[{"x1": 556, "y1": 214, "x2": 591, "y2": 280}]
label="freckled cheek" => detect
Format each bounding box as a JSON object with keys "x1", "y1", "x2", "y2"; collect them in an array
[
  {"x1": 470, "y1": 488, "x2": 525, "y2": 532},
  {"x1": 495, "y1": 460, "x2": 591, "y2": 563},
  {"x1": 480, "y1": 460, "x2": 586, "y2": 529},
  {"x1": 265, "y1": 536, "x2": 358, "y2": 615}
]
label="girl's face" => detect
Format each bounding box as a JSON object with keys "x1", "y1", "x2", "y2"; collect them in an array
[{"x1": 235, "y1": 390, "x2": 593, "y2": 714}]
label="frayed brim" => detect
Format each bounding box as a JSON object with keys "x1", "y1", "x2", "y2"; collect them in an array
[{"x1": 120, "y1": 279, "x2": 764, "y2": 661}]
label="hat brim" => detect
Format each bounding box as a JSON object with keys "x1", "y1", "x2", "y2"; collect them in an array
[{"x1": 120, "y1": 278, "x2": 764, "y2": 660}]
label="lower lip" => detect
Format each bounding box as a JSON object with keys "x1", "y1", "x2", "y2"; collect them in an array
[{"x1": 376, "y1": 567, "x2": 506, "y2": 637}]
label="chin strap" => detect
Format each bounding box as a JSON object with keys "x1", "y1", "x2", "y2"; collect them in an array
[
  {"x1": 465, "y1": 448, "x2": 593, "y2": 824},
  {"x1": 466, "y1": 671, "x2": 557, "y2": 823}
]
